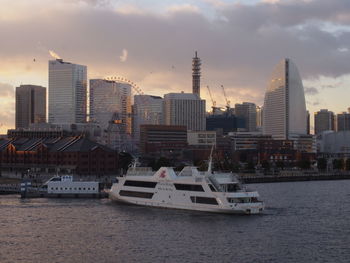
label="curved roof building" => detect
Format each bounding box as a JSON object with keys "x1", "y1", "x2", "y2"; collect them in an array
[{"x1": 263, "y1": 59, "x2": 307, "y2": 139}]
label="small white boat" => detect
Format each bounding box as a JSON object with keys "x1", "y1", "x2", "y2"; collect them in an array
[
  {"x1": 110, "y1": 157, "x2": 264, "y2": 214},
  {"x1": 44, "y1": 175, "x2": 100, "y2": 196}
]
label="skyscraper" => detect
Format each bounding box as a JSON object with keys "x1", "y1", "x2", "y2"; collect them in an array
[
  {"x1": 314, "y1": 109, "x2": 335, "y2": 134},
  {"x1": 90, "y1": 79, "x2": 132, "y2": 145},
  {"x1": 15, "y1": 85, "x2": 46, "y2": 129},
  {"x1": 337, "y1": 112, "x2": 350, "y2": 131},
  {"x1": 90, "y1": 79, "x2": 120, "y2": 129},
  {"x1": 263, "y1": 58, "x2": 307, "y2": 139},
  {"x1": 133, "y1": 95, "x2": 163, "y2": 141},
  {"x1": 48, "y1": 59, "x2": 87, "y2": 124},
  {"x1": 192, "y1": 51, "x2": 201, "y2": 97},
  {"x1": 235, "y1": 102, "x2": 257, "y2": 132},
  {"x1": 164, "y1": 93, "x2": 205, "y2": 131}
]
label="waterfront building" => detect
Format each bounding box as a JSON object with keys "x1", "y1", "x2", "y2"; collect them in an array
[
  {"x1": 187, "y1": 131, "x2": 216, "y2": 146},
  {"x1": 48, "y1": 59, "x2": 87, "y2": 124},
  {"x1": 317, "y1": 131, "x2": 350, "y2": 156},
  {"x1": 228, "y1": 132, "x2": 271, "y2": 151},
  {"x1": 0, "y1": 136, "x2": 118, "y2": 176},
  {"x1": 133, "y1": 95, "x2": 163, "y2": 142},
  {"x1": 15, "y1": 85, "x2": 46, "y2": 129},
  {"x1": 263, "y1": 58, "x2": 307, "y2": 139},
  {"x1": 192, "y1": 51, "x2": 201, "y2": 97},
  {"x1": 314, "y1": 109, "x2": 335, "y2": 134},
  {"x1": 163, "y1": 93, "x2": 206, "y2": 131},
  {"x1": 8, "y1": 122, "x2": 102, "y2": 141},
  {"x1": 139, "y1": 125, "x2": 187, "y2": 155},
  {"x1": 235, "y1": 102, "x2": 257, "y2": 132},
  {"x1": 336, "y1": 112, "x2": 350, "y2": 131}
]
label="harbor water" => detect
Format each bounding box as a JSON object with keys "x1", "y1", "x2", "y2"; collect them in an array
[{"x1": 1, "y1": 180, "x2": 349, "y2": 263}]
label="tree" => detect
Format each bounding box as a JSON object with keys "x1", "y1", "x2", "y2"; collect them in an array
[
  {"x1": 276, "y1": 161, "x2": 285, "y2": 170},
  {"x1": 346, "y1": 159, "x2": 350, "y2": 171},
  {"x1": 261, "y1": 160, "x2": 270, "y2": 171},
  {"x1": 333, "y1": 159, "x2": 344, "y2": 170},
  {"x1": 297, "y1": 159, "x2": 311, "y2": 170},
  {"x1": 118, "y1": 152, "x2": 133, "y2": 174},
  {"x1": 317, "y1": 158, "x2": 327, "y2": 170}
]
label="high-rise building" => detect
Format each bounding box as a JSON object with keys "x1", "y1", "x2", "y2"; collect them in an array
[
  {"x1": 192, "y1": 51, "x2": 201, "y2": 97},
  {"x1": 15, "y1": 85, "x2": 46, "y2": 129},
  {"x1": 337, "y1": 112, "x2": 350, "y2": 131},
  {"x1": 256, "y1": 106, "x2": 263, "y2": 129},
  {"x1": 118, "y1": 83, "x2": 132, "y2": 135},
  {"x1": 314, "y1": 109, "x2": 335, "y2": 134},
  {"x1": 89, "y1": 79, "x2": 120, "y2": 129},
  {"x1": 263, "y1": 58, "x2": 307, "y2": 139},
  {"x1": 164, "y1": 93, "x2": 205, "y2": 131},
  {"x1": 235, "y1": 102, "x2": 257, "y2": 132},
  {"x1": 133, "y1": 95, "x2": 163, "y2": 142},
  {"x1": 48, "y1": 59, "x2": 87, "y2": 124},
  {"x1": 306, "y1": 111, "x2": 310, "y2": 135}
]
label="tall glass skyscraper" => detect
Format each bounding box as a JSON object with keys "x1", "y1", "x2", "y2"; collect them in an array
[
  {"x1": 48, "y1": 59, "x2": 87, "y2": 124},
  {"x1": 263, "y1": 58, "x2": 307, "y2": 139},
  {"x1": 89, "y1": 79, "x2": 132, "y2": 134}
]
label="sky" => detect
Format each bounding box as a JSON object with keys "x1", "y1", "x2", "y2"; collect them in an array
[{"x1": 1, "y1": 0, "x2": 350, "y2": 134}]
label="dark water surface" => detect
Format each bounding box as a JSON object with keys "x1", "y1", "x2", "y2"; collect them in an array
[{"x1": 1, "y1": 180, "x2": 349, "y2": 263}]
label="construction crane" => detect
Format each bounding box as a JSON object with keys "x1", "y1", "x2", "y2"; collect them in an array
[
  {"x1": 207, "y1": 86, "x2": 216, "y2": 113},
  {"x1": 221, "y1": 85, "x2": 231, "y2": 111},
  {"x1": 207, "y1": 86, "x2": 222, "y2": 115}
]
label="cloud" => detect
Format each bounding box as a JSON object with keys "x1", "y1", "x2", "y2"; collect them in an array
[
  {"x1": 0, "y1": 83, "x2": 15, "y2": 134},
  {"x1": 304, "y1": 86, "x2": 319, "y2": 95},
  {"x1": 119, "y1": 49, "x2": 128, "y2": 62},
  {"x1": 0, "y1": 0, "x2": 350, "y2": 127}
]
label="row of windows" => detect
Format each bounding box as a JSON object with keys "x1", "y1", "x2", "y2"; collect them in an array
[
  {"x1": 119, "y1": 190, "x2": 154, "y2": 199},
  {"x1": 51, "y1": 187, "x2": 96, "y2": 191},
  {"x1": 190, "y1": 196, "x2": 218, "y2": 205},
  {"x1": 124, "y1": 180, "x2": 157, "y2": 188},
  {"x1": 174, "y1": 184, "x2": 204, "y2": 192}
]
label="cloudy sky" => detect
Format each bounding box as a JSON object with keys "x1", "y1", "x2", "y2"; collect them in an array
[{"x1": 1, "y1": 0, "x2": 350, "y2": 133}]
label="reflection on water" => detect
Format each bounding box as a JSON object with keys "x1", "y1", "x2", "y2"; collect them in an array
[{"x1": 1, "y1": 180, "x2": 350, "y2": 263}]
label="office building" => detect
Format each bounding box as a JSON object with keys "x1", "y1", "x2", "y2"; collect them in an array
[
  {"x1": 337, "y1": 112, "x2": 350, "y2": 131},
  {"x1": 48, "y1": 59, "x2": 87, "y2": 124},
  {"x1": 140, "y1": 125, "x2": 187, "y2": 155},
  {"x1": 90, "y1": 79, "x2": 119, "y2": 129},
  {"x1": 163, "y1": 93, "x2": 205, "y2": 131},
  {"x1": 314, "y1": 109, "x2": 335, "y2": 134},
  {"x1": 133, "y1": 95, "x2": 163, "y2": 141},
  {"x1": 235, "y1": 102, "x2": 257, "y2": 132},
  {"x1": 15, "y1": 85, "x2": 46, "y2": 129},
  {"x1": 263, "y1": 58, "x2": 307, "y2": 139}
]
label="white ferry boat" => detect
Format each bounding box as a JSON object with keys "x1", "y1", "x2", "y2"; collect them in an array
[
  {"x1": 44, "y1": 175, "x2": 100, "y2": 196},
  {"x1": 110, "y1": 161, "x2": 264, "y2": 214}
]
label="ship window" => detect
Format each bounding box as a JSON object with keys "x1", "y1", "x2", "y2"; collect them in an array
[
  {"x1": 174, "y1": 184, "x2": 204, "y2": 192},
  {"x1": 124, "y1": 180, "x2": 157, "y2": 188},
  {"x1": 119, "y1": 190, "x2": 154, "y2": 199},
  {"x1": 208, "y1": 184, "x2": 217, "y2": 192},
  {"x1": 190, "y1": 196, "x2": 218, "y2": 205},
  {"x1": 79, "y1": 188, "x2": 81, "y2": 190}
]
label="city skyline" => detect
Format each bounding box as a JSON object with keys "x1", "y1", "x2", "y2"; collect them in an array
[{"x1": 1, "y1": 0, "x2": 350, "y2": 133}]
